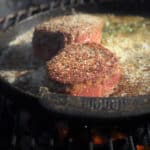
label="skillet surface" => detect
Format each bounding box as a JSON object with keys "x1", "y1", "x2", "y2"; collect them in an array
[{"x1": 0, "y1": 4, "x2": 150, "y2": 119}]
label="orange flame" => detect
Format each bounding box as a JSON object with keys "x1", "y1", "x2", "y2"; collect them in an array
[
  {"x1": 111, "y1": 132, "x2": 126, "y2": 141},
  {"x1": 58, "y1": 127, "x2": 68, "y2": 141},
  {"x1": 92, "y1": 135, "x2": 105, "y2": 144},
  {"x1": 136, "y1": 145, "x2": 150, "y2": 150}
]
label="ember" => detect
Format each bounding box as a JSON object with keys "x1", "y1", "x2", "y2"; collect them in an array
[{"x1": 136, "y1": 145, "x2": 150, "y2": 150}]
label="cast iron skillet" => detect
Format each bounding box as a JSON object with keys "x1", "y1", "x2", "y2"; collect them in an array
[{"x1": 0, "y1": 2, "x2": 150, "y2": 119}]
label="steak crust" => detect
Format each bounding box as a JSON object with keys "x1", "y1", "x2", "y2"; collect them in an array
[{"x1": 47, "y1": 43, "x2": 121, "y2": 97}]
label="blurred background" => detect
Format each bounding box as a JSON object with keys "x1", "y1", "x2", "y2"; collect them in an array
[
  {"x1": 0, "y1": 0, "x2": 51, "y2": 17},
  {"x1": 0, "y1": 0, "x2": 149, "y2": 17}
]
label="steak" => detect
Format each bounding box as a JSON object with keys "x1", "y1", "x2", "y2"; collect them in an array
[
  {"x1": 47, "y1": 43, "x2": 121, "y2": 97},
  {"x1": 32, "y1": 14, "x2": 103, "y2": 60}
]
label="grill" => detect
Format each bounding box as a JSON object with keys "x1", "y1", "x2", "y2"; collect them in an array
[
  {"x1": 0, "y1": 1, "x2": 150, "y2": 150},
  {"x1": 0, "y1": 94, "x2": 150, "y2": 150}
]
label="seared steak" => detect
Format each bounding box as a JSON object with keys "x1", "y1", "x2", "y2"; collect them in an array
[
  {"x1": 32, "y1": 14, "x2": 103, "y2": 60},
  {"x1": 47, "y1": 43, "x2": 121, "y2": 97}
]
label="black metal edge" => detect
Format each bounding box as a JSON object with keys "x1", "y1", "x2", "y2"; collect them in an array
[
  {"x1": 0, "y1": 2, "x2": 150, "y2": 120},
  {"x1": 39, "y1": 92, "x2": 150, "y2": 119}
]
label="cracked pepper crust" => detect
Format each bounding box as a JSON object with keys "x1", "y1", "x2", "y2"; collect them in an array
[{"x1": 47, "y1": 43, "x2": 121, "y2": 84}]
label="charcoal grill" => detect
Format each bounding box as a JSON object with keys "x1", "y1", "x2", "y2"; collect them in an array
[
  {"x1": 1, "y1": 94, "x2": 150, "y2": 150},
  {"x1": 0, "y1": 1, "x2": 150, "y2": 149}
]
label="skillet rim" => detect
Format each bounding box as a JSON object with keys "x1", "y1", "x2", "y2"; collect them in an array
[{"x1": 0, "y1": 75, "x2": 150, "y2": 119}]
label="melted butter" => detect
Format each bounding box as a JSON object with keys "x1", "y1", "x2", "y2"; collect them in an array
[{"x1": 100, "y1": 14, "x2": 150, "y2": 96}]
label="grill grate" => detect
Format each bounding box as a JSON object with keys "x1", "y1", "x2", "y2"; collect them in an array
[
  {"x1": 0, "y1": 0, "x2": 88, "y2": 30},
  {"x1": 0, "y1": 0, "x2": 149, "y2": 30},
  {"x1": 0, "y1": 95, "x2": 150, "y2": 150}
]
